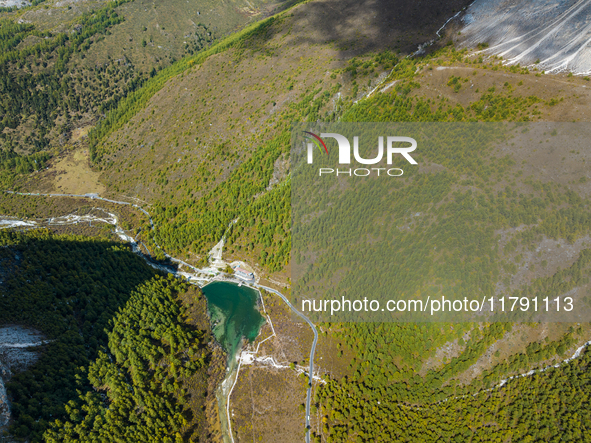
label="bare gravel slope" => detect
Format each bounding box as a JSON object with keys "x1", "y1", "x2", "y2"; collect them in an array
[{"x1": 460, "y1": 0, "x2": 591, "y2": 75}]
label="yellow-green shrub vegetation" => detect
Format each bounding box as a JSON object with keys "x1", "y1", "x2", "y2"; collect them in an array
[
  {"x1": 343, "y1": 51, "x2": 399, "y2": 81},
  {"x1": 154, "y1": 76, "x2": 545, "y2": 272},
  {"x1": 343, "y1": 81, "x2": 543, "y2": 123},
  {"x1": 226, "y1": 179, "x2": 291, "y2": 272},
  {"x1": 0, "y1": 151, "x2": 51, "y2": 188},
  {"x1": 143, "y1": 85, "x2": 337, "y2": 268},
  {"x1": 289, "y1": 63, "x2": 591, "y2": 443},
  {"x1": 150, "y1": 131, "x2": 289, "y2": 260},
  {"x1": 295, "y1": 129, "x2": 591, "y2": 318},
  {"x1": 44, "y1": 275, "x2": 211, "y2": 442},
  {"x1": 296, "y1": 156, "x2": 591, "y2": 440},
  {"x1": 291, "y1": 117, "x2": 591, "y2": 441},
  {"x1": 301, "y1": 165, "x2": 591, "y2": 440}
]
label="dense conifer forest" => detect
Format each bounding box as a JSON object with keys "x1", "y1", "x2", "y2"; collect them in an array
[{"x1": 0, "y1": 230, "x2": 213, "y2": 442}]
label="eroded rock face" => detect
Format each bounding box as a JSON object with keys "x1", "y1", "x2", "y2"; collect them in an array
[
  {"x1": 0, "y1": 1, "x2": 31, "y2": 8},
  {"x1": 0, "y1": 326, "x2": 47, "y2": 430},
  {"x1": 0, "y1": 362, "x2": 10, "y2": 428},
  {"x1": 460, "y1": 0, "x2": 591, "y2": 75}
]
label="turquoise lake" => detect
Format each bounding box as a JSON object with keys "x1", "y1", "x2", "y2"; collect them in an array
[{"x1": 202, "y1": 281, "x2": 265, "y2": 363}]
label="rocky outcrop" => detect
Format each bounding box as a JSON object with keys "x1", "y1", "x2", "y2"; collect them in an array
[
  {"x1": 0, "y1": 326, "x2": 47, "y2": 431},
  {"x1": 0, "y1": 361, "x2": 10, "y2": 429}
]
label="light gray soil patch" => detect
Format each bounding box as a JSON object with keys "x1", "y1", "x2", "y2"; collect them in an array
[{"x1": 0, "y1": 326, "x2": 47, "y2": 430}]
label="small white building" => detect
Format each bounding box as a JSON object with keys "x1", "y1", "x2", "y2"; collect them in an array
[{"x1": 234, "y1": 266, "x2": 254, "y2": 281}]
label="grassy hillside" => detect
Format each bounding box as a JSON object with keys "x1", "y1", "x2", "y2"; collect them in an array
[{"x1": 82, "y1": 0, "x2": 489, "y2": 272}]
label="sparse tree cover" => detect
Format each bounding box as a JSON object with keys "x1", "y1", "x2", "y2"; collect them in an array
[
  {"x1": 88, "y1": 15, "x2": 281, "y2": 164},
  {"x1": 0, "y1": 0, "x2": 46, "y2": 13},
  {"x1": 0, "y1": 1, "x2": 140, "y2": 161},
  {"x1": 0, "y1": 0, "x2": 223, "y2": 186}
]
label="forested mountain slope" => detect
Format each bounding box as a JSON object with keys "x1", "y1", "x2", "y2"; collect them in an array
[
  {"x1": 0, "y1": 230, "x2": 218, "y2": 442},
  {"x1": 68, "y1": 3, "x2": 591, "y2": 439},
  {"x1": 73, "y1": 0, "x2": 591, "y2": 281},
  {"x1": 82, "y1": 0, "x2": 476, "y2": 272},
  {"x1": 0, "y1": 0, "x2": 283, "y2": 184}
]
